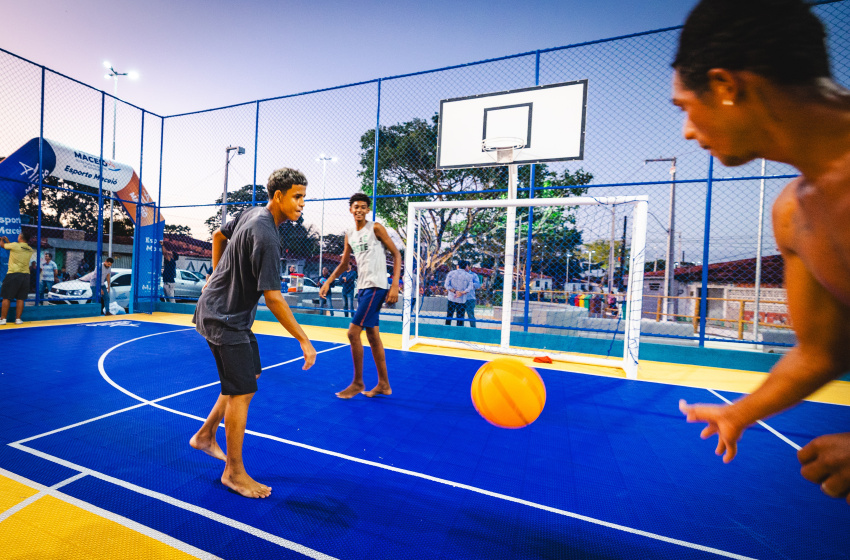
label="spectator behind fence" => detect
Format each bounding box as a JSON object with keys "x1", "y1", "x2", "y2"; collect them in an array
[
  {"x1": 40, "y1": 252, "x2": 58, "y2": 298},
  {"x1": 92, "y1": 257, "x2": 114, "y2": 315},
  {"x1": 76, "y1": 258, "x2": 90, "y2": 279},
  {"x1": 318, "y1": 266, "x2": 335, "y2": 316},
  {"x1": 0, "y1": 233, "x2": 34, "y2": 325},
  {"x1": 465, "y1": 268, "x2": 481, "y2": 328},
  {"x1": 339, "y1": 262, "x2": 357, "y2": 318},
  {"x1": 444, "y1": 260, "x2": 472, "y2": 326},
  {"x1": 160, "y1": 242, "x2": 177, "y2": 303}
]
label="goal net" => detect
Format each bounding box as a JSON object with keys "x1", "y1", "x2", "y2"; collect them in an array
[{"x1": 400, "y1": 195, "x2": 648, "y2": 378}]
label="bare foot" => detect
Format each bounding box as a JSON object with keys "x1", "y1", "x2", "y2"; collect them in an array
[
  {"x1": 189, "y1": 433, "x2": 226, "y2": 461},
  {"x1": 336, "y1": 382, "x2": 365, "y2": 399},
  {"x1": 221, "y1": 471, "x2": 271, "y2": 498},
  {"x1": 362, "y1": 383, "x2": 392, "y2": 397}
]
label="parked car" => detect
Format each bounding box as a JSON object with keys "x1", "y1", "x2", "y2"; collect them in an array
[
  {"x1": 280, "y1": 275, "x2": 342, "y2": 294},
  {"x1": 47, "y1": 268, "x2": 133, "y2": 308},
  {"x1": 47, "y1": 268, "x2": 205, "y2": 308},
  {"x1": 166, "y1": 269, "x2": 205, "y2": 301}
]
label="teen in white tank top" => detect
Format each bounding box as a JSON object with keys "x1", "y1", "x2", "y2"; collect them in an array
[{"x1": 347, "y1": 221, "x2": 388, "y2": 291}]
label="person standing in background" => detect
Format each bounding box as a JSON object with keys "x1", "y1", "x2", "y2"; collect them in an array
[
  {"x1": 339, "y1": 262, "x2": 357, "y2": 318},
  {"x1": 464, "y1": 267, "x2": 481, "y2": 328},
  {"x1": 40, "y1": 252, "x2": 58, "y2": 298},
  {"x1": 0, "y1": 233, "x2": 34, "y2": 325},
  {"x1": 160, "y1": 242, "x2": 177, "y2": 303}
]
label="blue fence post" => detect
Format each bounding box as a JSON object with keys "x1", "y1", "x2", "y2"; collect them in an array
[
  {"x1": 253, "y1": 101, "x2": 260, "y2": 206},
  {"x1": 154, "y1": 117, "x2": 165, "y2": 312},
  {"x1": 372, "y1": 79, "x2": 382, "y2": 223},
  {"x1": 35, "y1": 67, "x2": 45, "y2": 308},
  {"x1": 131, "y1": 110, "x2": 145, "y2": 314},
  {"x1": 522, "y1": 51, "x2": 541, "y2": 332},
  {"x1": 698, "y1": 156, "x2": 714, "y2": 346},
  {"x1": 95, "y1": 91, "x2": 105, "y2": 311}
]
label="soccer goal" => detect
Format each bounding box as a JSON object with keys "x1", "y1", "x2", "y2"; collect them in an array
[{"x1": 400, "y1": 195, "x2": 647, "y2": 379}]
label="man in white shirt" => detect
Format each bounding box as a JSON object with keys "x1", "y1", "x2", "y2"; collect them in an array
[
  {"x1": 444, "y1": 261, "x2": 473, "y2": 326},
  {"x1": 40, "y1": 252, "x2": 58, "y2": 297}
]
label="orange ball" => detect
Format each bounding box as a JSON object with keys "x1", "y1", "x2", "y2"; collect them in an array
[{"x1": 470, "y1": 358, "x2": 546, "y2": 428}]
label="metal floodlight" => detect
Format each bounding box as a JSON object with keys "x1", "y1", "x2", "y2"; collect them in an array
[
  {"x1": 127, "y1": 71, "x2": 140, "y2": 80},
  {"x1": 103, "y1": 60, "x2": 111, "y2": 69},
  {"x1": 221, "y1": 146, "x2": 246, "y2": 227}
]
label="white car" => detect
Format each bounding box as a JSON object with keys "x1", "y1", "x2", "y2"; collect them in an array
[
  {"x1": 166, "y1": 269, "x2": 205, "y2": 301},
  {"x1": 281, "y1": 275, "x2": 342, "y2": 294},
  {"x1": 47, "y1": 268, "x2": 133, "y2": 308},
  {"x1": 47, "y1": 268, "x2": 206, "y2": 308}
]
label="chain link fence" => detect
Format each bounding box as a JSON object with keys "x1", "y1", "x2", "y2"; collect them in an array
[{"x1": 0, "y1": 0, "x2": 847, "y2": 351}]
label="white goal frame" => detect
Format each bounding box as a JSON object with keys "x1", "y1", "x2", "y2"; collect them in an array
[{"x1": 401, "y1": 195, "x2": 648, "y2": 379}]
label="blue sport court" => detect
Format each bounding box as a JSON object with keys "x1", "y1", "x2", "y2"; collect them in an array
[{"x1": 0, "y1": 316, "x2": 848, "y2": 559}]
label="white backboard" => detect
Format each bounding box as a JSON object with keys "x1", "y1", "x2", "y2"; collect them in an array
[{"x1": 436, "y1": 80, "x2": 587, "y2": 169}]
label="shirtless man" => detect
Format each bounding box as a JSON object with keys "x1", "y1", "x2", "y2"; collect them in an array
[
  {"x1": 673, "y1": 0, "x2": 850, "y2": 503},
  {"x1": 190, "y1": 168, "x2": 317, "y2": 498}
]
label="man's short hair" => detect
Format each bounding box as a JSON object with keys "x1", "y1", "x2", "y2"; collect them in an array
[
  {"x1": 458, "y1": 260, "x2": 469, "y2": 269},
  {"x1": 105, "y1": 257, "x2": 114, "y2": 264},
  {"x1": 267, "y1": 168, "x2": 307, "y2": 199},
  {"x1": 349, "y1": 193, "x2": 371, "y2": 208},
  {"x1": 673, "y1": 0, "x2": 831, "y2": 93}
]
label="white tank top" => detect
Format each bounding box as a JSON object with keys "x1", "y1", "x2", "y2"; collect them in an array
[{"x1": 347, "y1": 221, "x2": 388, "y2": 291}]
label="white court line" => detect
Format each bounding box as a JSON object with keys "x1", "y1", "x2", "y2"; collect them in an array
[
  {"x1": 4, "y1": 447, "x2": 336, "y2": 560},
  {"x1": 0, "y1": 468, "x2": 221, "y2": 560},
  {"x1": 708, "y1": 389, "x2": 802, "y2": 451},
  {"x1": 0, "y1": 472, "x2": 86, "y2": 523},
  {"x1": 11, "y1": 326, "x2": 758, "y2": 560}
]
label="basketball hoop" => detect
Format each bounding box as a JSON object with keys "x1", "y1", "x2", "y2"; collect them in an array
[{"x1": 482, "y1": 137, "x2": 526, "y2": 165}]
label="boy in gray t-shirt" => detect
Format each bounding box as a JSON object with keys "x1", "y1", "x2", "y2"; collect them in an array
[{"x1": 190, "y1": 168, "x2": 317, "y2": 499}]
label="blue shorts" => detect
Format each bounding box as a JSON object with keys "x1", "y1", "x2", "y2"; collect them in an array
[{"x1": 352, "y1": 287, "x2": 387, "y2": 328}]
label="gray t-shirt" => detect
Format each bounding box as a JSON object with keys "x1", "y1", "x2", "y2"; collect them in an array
[{"x1": 193, "y1": 207, "x2": 281, "y2": 345}]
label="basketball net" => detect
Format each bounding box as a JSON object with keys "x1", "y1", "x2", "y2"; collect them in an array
[{"x1": 482, "y1": 137, "x2": 526, "y2": 165}]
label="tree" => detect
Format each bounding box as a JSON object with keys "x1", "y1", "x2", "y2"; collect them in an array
[
  {"x1": 205, "y1": 183, "x2": 321, "y2": 258},
  {"x1": 358, "y1": 113, "x2": 593, "y2": 280},
  {"x1": 164, "y1": 224, "x2": 192, "y2": 235},
  {"x1": 582, "y1": 239, "x2": 628, "y2": 273},
  {"x1": 322, "y1": 233, "x2": 347, "y2": 257},
  {"x1": 205, "y1": 184, "x2": 267, "y2": 236},
  {"x1": 19, "y1": 176, "x2": 135, "y2": 237}
]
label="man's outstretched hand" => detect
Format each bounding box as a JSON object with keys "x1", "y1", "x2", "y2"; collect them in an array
[
  {"x1": 799, "y1": 432, "x2": 850, "y2": 503},
  {"x1": 679, "y1": 399, "x2": 748, "y2": 463}
]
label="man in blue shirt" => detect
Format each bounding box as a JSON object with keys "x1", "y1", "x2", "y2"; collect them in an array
[
  {"x1": 318, "y1": 266, "x2": 335, "y2": 316},
  {"x1": 338, "y1": 262, "x2": 357, "y2": 317},
  {"x1": 444, "y1": 260, "x2": 473, "y2": 326}
]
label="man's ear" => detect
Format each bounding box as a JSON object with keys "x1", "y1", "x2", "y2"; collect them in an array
[{"x1": 706, "y1": 69, "x2": 742, "y2": 105}]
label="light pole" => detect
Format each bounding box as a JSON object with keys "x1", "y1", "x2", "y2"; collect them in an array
[
  {"x1": 316, "y1": 154, "x2": 336, "y2": 274},
  {"x1": 103, "y1": 61, "x2": 138, "y2": 257},
  {"x1": 584, "y1": 250, "x2": 595, "y2": 283},
  {"x1": 645, "y1": 157, "x2": 677, "y2": 321},
  {"x1": 221, "y1": 146, "x2": 245, "y2": 228}
]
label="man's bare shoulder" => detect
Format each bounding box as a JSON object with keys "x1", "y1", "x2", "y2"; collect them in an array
[{"x1": 772, "y1": 178, "x2": 805, "y2": 253}]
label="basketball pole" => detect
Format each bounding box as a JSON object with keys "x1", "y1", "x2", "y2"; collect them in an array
[{"x1": 500, "y1": 163, "x2": 518, "y2": 348}]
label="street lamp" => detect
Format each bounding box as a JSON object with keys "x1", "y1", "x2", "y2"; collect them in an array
[
  {"x1": 221, "y1": 146, "x2": 245, "y2": 228},
  {"x1": 584, "y1": 250, "x2": 595, "y2": 281},
  {"x1": 316, "y1": 153, "x2": 336, "y2": 274},
  {"x1": 645, "y1": 157, "x2": 677, "y2": 321},
  {"x1": 103, "y1": 61, "x2": 138, "y2": 257}
]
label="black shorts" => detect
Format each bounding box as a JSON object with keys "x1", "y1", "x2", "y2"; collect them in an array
[
  {"x1": 207, "y1": 331, "x2": 261, "y2": 395},
  {"x1": 1, "y1": 273, "x2": 30, "y2": 301}
]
